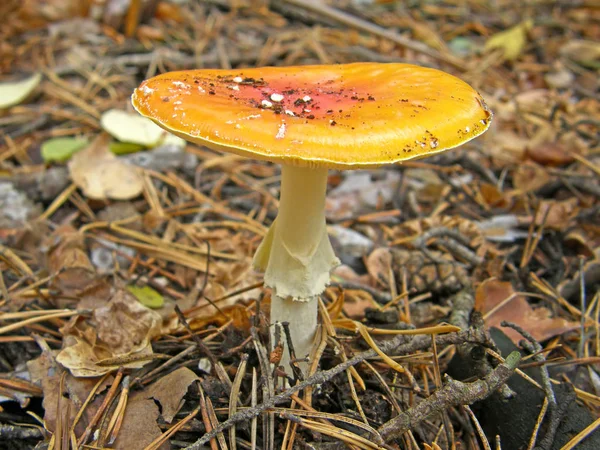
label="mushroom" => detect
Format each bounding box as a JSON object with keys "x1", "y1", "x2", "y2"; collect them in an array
[{"x1": 132, "y1": 63, "x2": 492, "y2": 374}]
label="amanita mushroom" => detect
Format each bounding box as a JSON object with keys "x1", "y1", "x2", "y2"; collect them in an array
[{"x1": 132, "y1": 63, "x2": 492, "y2": 374}]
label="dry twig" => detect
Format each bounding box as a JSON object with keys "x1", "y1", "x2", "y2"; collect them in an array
[{"x1": 378, "y1": 351, "x2": 521, "y2": 441}]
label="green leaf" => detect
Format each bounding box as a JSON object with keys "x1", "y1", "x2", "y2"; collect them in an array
[
  {"x1": 41, "y1": 137, "x2": 89, "y2": 162},
  {"x1": 0, "y1": 73, "x2": 42, "y2": 109},
  {"x1": 109, "y1": 141, "x2": 146, "y2": 155},
  {"x1": 127, "y1": 285, "x2": 164, "y2": 309}
]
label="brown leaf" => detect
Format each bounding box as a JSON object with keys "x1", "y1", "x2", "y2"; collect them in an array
[
  {"x1": 68, "y1": 134, "x2": 143, "y2": 200},
  {"x1": 228, "y1": 303, "x2": 253, "y2": 332},
  {"x1": 536, "y1": 198, "x2": 579, "y2": 231},
  {"x1": 565, "y1": 224, "x2": 600, "y2": 258},
  {"x1": 332, "y1": 264, "x2": 373, "y2": 287},
  {"x1": 342, "y1": 289, "x2": 378, "y2": 319},
  {"x1": 486, "y1": 129, "x2": 530, "y2": 163},
  {"x1": 145, "y1": 367, "x2": 200, "y2": 423},
  {"x1": 365, "y1": 247, "x2": 393, "y2": 290},
  {"x1": 56, "y1": 290, "x2": 165, "y2": 377},
  {"x1": 112, "y1": 368, "x2": 199, "y2": 449},
  {"x1": 526, "y1": 141, "x2": 574, "y2": 167},
  {"x1": 27, "y1": 351, "x2": 111, "y2": 436},
  {"x1": 560, "y1": 39, "x2": 600, "y2": 69},
  {"x1": 476, "y1": 279, "x2": 579, "y2": 344},
  {"x1": 512, "y1": 161, "x2": 550, "y2": 193},
  {"x1": 45, "y1": 225, "x2": 96, "y2": 299},
  {"x1": 480, "y1": 182, "x2": 511, "y2": 209},
  {"x1": 76, "y1": 277, "x2": 114, "y2": 310},
  {"x1": 114, "y1": 391, "x2": 168, "y2": 450},
  {"x1": 95, "y1": 290, "x2": 163, "y2": 355}
]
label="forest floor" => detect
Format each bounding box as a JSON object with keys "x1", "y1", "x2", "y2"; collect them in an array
[{"x1": 0, "y1": 1, "x2": 599, "y2": 449}]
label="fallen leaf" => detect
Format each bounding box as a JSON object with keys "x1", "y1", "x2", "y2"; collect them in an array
[
  {"x1": 95, "y1": 290, "x2": 163, "y2": 355},
  {"x1": 28, "y1": 350, "x2": 111, "y2": 436},
  {"x1": 127, "y1": 284, "x2": 165, "y2": 309},
  {"x1": 101, "y1": 109, "x2": 185, "y2": 148},
  {"x1": 526, "y1": 141, "x2": 575, "y2": 167},
  {"x1": 41, "y1": 137, "x2": 89, "y2": 162},
  {"x1": 486, "y1": 129, "x2": 530, "y2": 162},
  {"x1": 514, "y1": 89, "x2": 553, "y2": 112},
  {"x1": 114, "y1": 390, "x2": 168, "y2": 450},
  {"x1": 564, "y1": 224, "x2": 600, "y2": 259},
  {"x1": 145, "y1": 367, "x2": 200, "y2": 423},
  {"x1": 535, "y1": 198, "x2": 579, "y2": 230},
  {"x1": 101, "y1": 109, "x2": 164, "y2": 147},
  {"x1": 0, "y1": 72, "x2": 41, "y2": 109},
  {"x1": 512, "y1": 161, "x2": 550, "y2": 193},
  {"x1": 112, "y1": 367, "x2": 198, "y2": 449},
  {"x1": 228, "y1": 303, "x2": 253, "y2": 332},
  {"x1": 484, "y1": 20, "x2": 532, "y2": 61},
  {"x1": 365, "y1": 247, "x2": 393, "y2": 290},
  {"x1": 544, "y1": 68, "x2": 575, "y2": 89},
  {"x1": 76, "y1": 277, "x2": 115, "y2": 310},
  {"x1": 57, "y1": 289, "x2": 165, "y2": 377},
  {"x1": 342, "y1": 289, "x2": 378, "y2": 319},
  {"x1": 476, "y1": 278, "x2": 579, "y2": 344},
  {"x1": 45, "y1": 225, "x2": 97, "y2": 300},
  {"x1": 480, "y1": 182, "x2": 511, "y2": 209},
  {"x1": 109, "y1": 141, "x2": 146, "y2": 155},
  {"x1": 68, "y1": 134, "x2": 143, "y2": 200},
  {"x1": 332, "y1": 264, "x2": 373, "y2": 287},
  {"x1": 560, "y1": 39, "x2": 600, "y2": 70},
  {"x1": 57, "y1": 333, "x2": 154, "y2": 377}
]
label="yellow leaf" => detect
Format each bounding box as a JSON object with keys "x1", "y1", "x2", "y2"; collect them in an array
[
  {"x1": 484, "y1": 20, "x2": 532, "y2": 61},
  {"x1": 127, "y1": 285, "x2": 165, "y2": 309}
]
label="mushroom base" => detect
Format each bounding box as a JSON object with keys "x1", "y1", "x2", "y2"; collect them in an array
[
  {"x1": 270, "y1": 294, "x2": 318, "y2": 373},
  {"x1": 253, "y1": 165, "x2": 339, "y2": 374}
]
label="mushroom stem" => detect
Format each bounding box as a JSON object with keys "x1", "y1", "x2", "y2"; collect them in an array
[
  {"x1": 253, "y1": 164, "x2": 339, "y2": 374},
  {"x1": 270, "y1": 294, "x2": 318, "y2": 373}
]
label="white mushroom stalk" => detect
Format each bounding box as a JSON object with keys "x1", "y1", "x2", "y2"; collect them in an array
[{"x1": 253, "y1": 165, "x2": 339, "y2": 373}]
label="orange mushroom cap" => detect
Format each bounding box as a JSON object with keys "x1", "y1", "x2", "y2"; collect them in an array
[{"x1": 132, "y1": 62, "x2": 492, "y2": 169}]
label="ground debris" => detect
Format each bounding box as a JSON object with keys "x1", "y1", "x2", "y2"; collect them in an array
[
  {"x1": 0, "y1": 182, "x2": 41, "y2": 229},
  {"x1": 0, "y1": 0, "x2": 598, "y2": 449}
]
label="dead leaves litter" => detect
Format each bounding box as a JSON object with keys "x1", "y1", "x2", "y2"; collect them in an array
[
  {"x1": 476, "y1": 278, "x2": 579, "y2": 344},
  {"x1": 56, "y1": 289, "x2": 167, "y2": 377},
  {"x1": 115, "y1": 368, "x2": 200, "y2": 450},
  {"x1": 68, "y1": 134, "x2": 143, "y2": 200}
]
